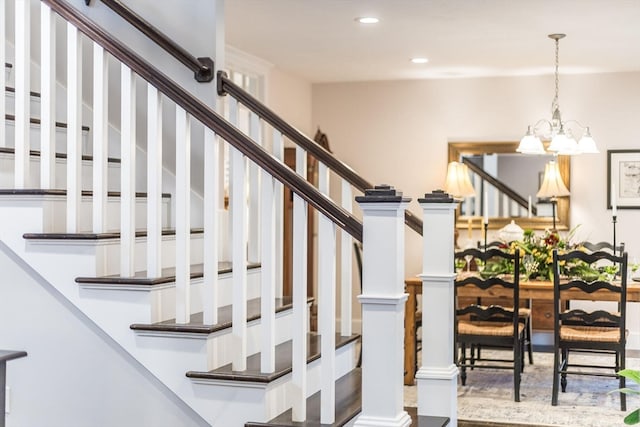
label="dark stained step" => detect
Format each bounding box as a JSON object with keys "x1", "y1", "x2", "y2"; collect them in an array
[
  {"x1": 188, "y1": 333, "x2": 360, "y2": 384},
  {"x1": 406, "y1": 407, "x2": 450, "y2": 427},
  {"x1": 130, "y1": 294, "x2": 298, "y2": 335},
  {"x1": 0, "y1": 146, "x2": 121, "y2": 163},
  {"x1": 23, "y1": 227, "x2": 203, "y2": 241},
  {"x1": 245, "y1": 369, "x2": 361, "y2": 427},
  {"x1": 76, "y1": 261, "x2": 261, "y2": 286},
  {"x1": 5, "y1": 113, "x2": 90, "y2": 132},
  {"x1": 0, "y1": 188, "x2": 169, "y2": 198},
  {"x1": 6, "y1": 86, "x2": 41, "y2": 98}
]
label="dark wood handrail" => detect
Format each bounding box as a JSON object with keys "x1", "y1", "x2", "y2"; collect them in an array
[
  {"x1": 463, "y1": 157, "x2": 537, "y2": 216},
  {"x1": 85, "y1": 0, "x2": 213, "y2": 82},
  {"x1": 217, "y1": 71, "x2": 423, "y2": 236},
  {"x1": 48, "y1": 0, "x2": 362, "y2": 241}
]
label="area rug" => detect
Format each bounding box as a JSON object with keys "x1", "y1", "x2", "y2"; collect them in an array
[{"x1": 404, "y1": 350, "x2": 640, "y2": 426}]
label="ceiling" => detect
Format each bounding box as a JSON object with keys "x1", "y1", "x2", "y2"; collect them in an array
[{"x1": 225, "y1": 0, "x2": 640, "y2": 83}]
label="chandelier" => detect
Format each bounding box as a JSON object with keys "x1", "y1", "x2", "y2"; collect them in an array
[{"x1": 516, "y1": 34, "x2": 598, "y2": 156}]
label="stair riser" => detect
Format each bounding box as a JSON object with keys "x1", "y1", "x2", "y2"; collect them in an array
[
  {"x1": 80, "y1": 267, "x2": 262, "y2": 323},
  {"x1": 189, "y1": 341, "x2": 359, "y2": 424},
  {"x1": 0, "y1": 152, "x2": 121, "y2": 192},
  {"x1": 5, "y1": 90, "x2": 41, "y2": 117},
  {"x1": 4, "y1": 120, "x2": 89, "y2": 156},
  {"x1": 132, "y1": 306, "x2": 292, "y2": 374},
  {"x1": 27, "y1": 233, "x2": 204, "y2": 277},
  {"x1": 0, "y1": 191, "x2": 170, "y2": 233}
]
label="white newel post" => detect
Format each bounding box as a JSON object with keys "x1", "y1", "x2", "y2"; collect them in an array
[
  {"x1": 416, "y1": 190, "x2": 459, "y2": 425},
  {"x1": 355, "y1": 185, "x2": 411, "y2": 427}
]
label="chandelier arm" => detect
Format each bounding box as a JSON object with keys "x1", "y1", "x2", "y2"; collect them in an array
[{"x1": 561, "y1": 119, "x2": 588, "y2": 131}]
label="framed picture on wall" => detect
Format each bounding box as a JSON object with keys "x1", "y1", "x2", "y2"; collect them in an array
[{"x1": 607, "y1": 149, "x2": 640, "y2": 209}]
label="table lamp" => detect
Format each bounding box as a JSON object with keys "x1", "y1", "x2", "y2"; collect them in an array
[{"x1": 536, "y1": 160, "x2": 570, "y2": 230}]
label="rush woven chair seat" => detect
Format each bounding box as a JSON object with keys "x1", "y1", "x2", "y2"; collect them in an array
[
  {"x1": 455, "y1": 247, "x2": 525, "y2": 402},
  {"x1": 551, "y1": 249, "x2": 629, "y2": 410}
]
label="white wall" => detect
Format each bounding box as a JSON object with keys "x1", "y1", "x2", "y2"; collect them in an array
[
  {"x1": 311, "y1": 71, "x2": 640, "y2": 278},
  {"x1": 0, "y1": 243, "x2": 208, "y2": 427}
]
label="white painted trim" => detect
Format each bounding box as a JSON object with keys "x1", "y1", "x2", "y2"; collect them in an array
[
  {"x1": 78, "y1": 283, "x2": 176, "y2": 292},
  {"x1": 226, "y1": 45, "x2": 273, "y2": 79},
  {"x1": 357, "y1": 294, "x2": 408, "y2": 305},
  {"x1": 354, "y1": 413, "x2": 412, "y2": 427},
  {"x1": 415, "y1": 365, "x2": 459, "y2": 380}
]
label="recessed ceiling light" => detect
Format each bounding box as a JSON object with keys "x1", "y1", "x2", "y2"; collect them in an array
[
  {"x1": 411, "y1": 57, "x2": 429, "y2": 64},
  {"x1": 355, "y1": 17, "x2": 379, "y2": 24}
]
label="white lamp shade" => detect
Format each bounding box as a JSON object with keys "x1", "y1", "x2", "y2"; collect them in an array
[
  {"x1": 444, "y1": 161, "x2": 476, "y2": 198},
  {"x1": 516, "y1": 133, "x2": 545, "y2": 155},
  {"x1": 577, "y1": 134, "x2": 599, "y2": 154},
  {"x1": 537, "y1": 160, "x2": 570, "y2": 198},
  {"x1": 548, "y1": 132, "x2": 579, "y2": 155}
]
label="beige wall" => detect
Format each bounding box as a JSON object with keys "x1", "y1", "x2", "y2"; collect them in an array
[
  {"x1": 266, "y1": 67, "x2": 313, "y2": 135},
  {"x1": 312, "y1": 72, "x2": 640, "y2": 277}
]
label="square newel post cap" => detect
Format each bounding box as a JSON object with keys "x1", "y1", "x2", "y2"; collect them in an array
[
  {"x1": 418, "y1": 189, "x2": 457, "y2": 204},
  {"x1": 355, "y1": 184, "x2": 411, "y2": 204}
]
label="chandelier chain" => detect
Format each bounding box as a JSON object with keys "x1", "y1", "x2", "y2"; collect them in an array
[{"x1": 552, "y1": 37, "x2": 560, "y2": 114}]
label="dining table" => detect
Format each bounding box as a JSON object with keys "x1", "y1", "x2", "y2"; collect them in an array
[{"x1": 403, "y1": 275, "x2": 640, "y2": 386}]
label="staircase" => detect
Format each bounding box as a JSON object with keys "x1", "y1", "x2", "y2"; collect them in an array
[{"x1": 0, "y1": 0, "x2": 374, "y2": 426}]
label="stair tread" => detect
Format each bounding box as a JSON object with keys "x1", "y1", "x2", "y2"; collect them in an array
[
  {"x1": 187, "y1": 333, "x2": 360, "y2": 383},
  {"x1": 0, "y1": 146, "x2": 121, "y2": 163},
  {"x1": 76, "y1": 261, "x2": 261, "y2": 285},
  {"x1": 5, "y1": 113, "x2": 90, "y2": 131},
  {"x1": 406, "y1": 408, "x2": 450, "y2": 427},
  {"x1": 245, "y1": 369, "x2": 361, "y2": 427},
  {"x1": 130, "y1": 295, "x2": 299, "y2": 335},
  {"x1": 23, "y1": 227, "x2": 203, "y2": 240},
  {"x1": 0, "y1": 188, "x2": 170, "y2": 198}
]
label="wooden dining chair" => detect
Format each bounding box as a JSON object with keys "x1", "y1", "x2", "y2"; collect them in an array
[
  {"x1": 455, "y1": 248, "x2": 525, "y2": 402},
  {"x1": 551, "y1": 249, "x2": 628, "y2": 410},
  {"x1": 579, "y1": 241, "x2": 625, "y2": 256},
  {"x1": 464, "y1": 244, "x2": 534, "y2": 367}
]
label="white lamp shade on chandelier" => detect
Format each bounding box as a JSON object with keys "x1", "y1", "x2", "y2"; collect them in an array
[
  {"x1": 516, "y1": 34, "x2": 599, "y2": 156},
  {"x1": 444, "y1": 161, "x2": 476, "y2": 198}
]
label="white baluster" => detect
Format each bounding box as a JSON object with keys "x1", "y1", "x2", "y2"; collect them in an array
[
  {"x1": 260, "y1": 170, "x2": 276, "y2": 373},
  {"x1": 229, "y1": 98, "x2": 247, "y2": 371},
  {"x1": 40, "y1": 3, "x2": 55, "y2": 189},
  {"x1": 92, "y1": 43, "x2": 108, "y2": 233},
  {"x1": 273, "y1": 129, "x2": 284, "y2": 299},
  {"x1": 120, "y1": 65, "x2": 136, "y2": 277},
  {"x1": 318, "y1": 162, "x2": 336, "y2": 424},
  {"x1": 292, "y1": 146, "x2": 308, "y2": 421},
  {"x1": 203, "y1": 128, "x2": 219, "y2": 325},
  {"x1": 248, "y1": 112, "x2": 261, "y2": 263},
  {"x1": 14, "y1": 0, "x2": 30, "y2": 188},
  {"x1": 175, "y1": 107, "x2": 191, "y2": 324},
  {"x1": 341, "y1": 180, "x2": 353, "y2": 336},
  {"x1": 147, "y1": 85, "x2": 162, "y2": 277},
  {"x1": 66, "y1": 22, "x2": 82, "y2": 233}
]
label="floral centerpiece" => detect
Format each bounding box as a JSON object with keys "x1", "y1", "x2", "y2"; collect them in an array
[
  {"x1": 514, "y1": 228, "x2": 575, "y2": 281},
  {"x1": 480, "y1": 227, "x2": 619, "y2": 281}
]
